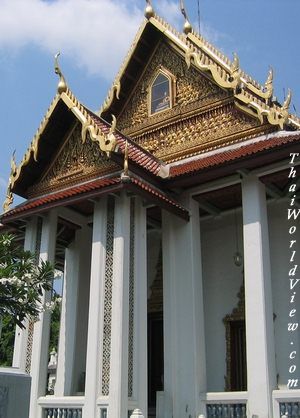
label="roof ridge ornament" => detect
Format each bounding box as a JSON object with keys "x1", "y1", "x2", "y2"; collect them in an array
[
  {"x1": 3, "y1": 151, "x2": 17, "y2": 212},
  {"x1": 264, "y1": 67, "x2": 274, "y2": 97},
  {"x1": 180, "y1": 0, "x2": 192, "y2": 34},
  {"x1": 121, "y1": 140, "x2": 130, "y2": 182},
  {"x1": 282, "y1": 89, "x2": 292, "y2": 111},
  {"x1": 54, "y1": 52, "x2": 68, "y2": 94},
  {"x1": 145, "y1": 0, "x2": 154, "y2": 19}
]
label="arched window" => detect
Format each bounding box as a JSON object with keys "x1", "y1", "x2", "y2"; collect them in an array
[{"x1": 150, "y1": 72, "x2": 171, "y2": 115}]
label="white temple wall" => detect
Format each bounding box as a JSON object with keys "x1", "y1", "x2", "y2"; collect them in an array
[
  {"x1": 201, "y1": 211, "x2": 244, "y2": 392},
  {"x1": 201, "y1": 200, "x2": 299, "y2": 392},
  {"x1": 268, "y1": 201, "x2": 300, "y2": 388},
  {"x1": 71, "y1": 227, "x2": 92, "y2": 394}
]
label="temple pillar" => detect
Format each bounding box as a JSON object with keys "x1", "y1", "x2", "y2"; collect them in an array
[
  {"x1": 131, "y1": 197, "x2": 148, "y2": 416},
  {"x1": 55, "y1": 225, "x2": 90, "y2": 396},
  {"x1": 242, "y1": 175, "x2": 276, "y2": 418},
  {"x1": 29, "y1": 210, "x2": 58, "y2": 418},
  {"x1": 108, "y1": 192, "x2": 131, "y2": 418},
  {"x1": 83, "y1": 198, "x2": 107, "y2": 418},
  {"x1": 162, "y1": 196, "x2": 207, "y2": 418},
  {"x1": 12, "y1": 217, "x2": 38, "y2": 371}
]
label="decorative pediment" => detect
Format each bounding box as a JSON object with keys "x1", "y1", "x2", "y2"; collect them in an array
[
  {"x1": 100, "y1": 12, "x2": 300, "y2": 163},
  {"x1": 28, "y1": 123, "x2": 118, "y2": 198},
  {"x1": 117, "y1": 41, "x2": 229, "y2": 134}
]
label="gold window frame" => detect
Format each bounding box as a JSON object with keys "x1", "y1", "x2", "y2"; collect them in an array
[{"x1": 148, "y1": 68, "x2": 176, "y2": 116}]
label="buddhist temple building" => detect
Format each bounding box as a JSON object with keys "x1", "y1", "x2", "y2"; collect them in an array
[{"x1": 1, "y1": 3, "x2": 300, "y2": 418}]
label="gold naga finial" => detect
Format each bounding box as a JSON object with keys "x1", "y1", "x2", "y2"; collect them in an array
[
  {"x1": 54, "y1": 52, "x2": 67, "y2": 94},
  {"x1": 3, "y1": 151, "x2": 17, "y2": 213},
  {"x1": 230, "y1": 52, "x2": 240, "y2": 74},
  {"x1": 282, "y1": 89, "x2": 292, "y2": 111},
  {"x1": 180, "y1": 0, "x2": 192, "y2": 34},
  {"x1": 121, "y1": 140, "x2": 130, "y2": 182},
  {"x1": 145, "y1": 0, "x2": 154, "y2": 19},
  {"x1": 264, "y1": 67, "x2": 274, "y2": 99},
  {"x1": 10, "y1": 150, "x2": 17, "y2": 175}
]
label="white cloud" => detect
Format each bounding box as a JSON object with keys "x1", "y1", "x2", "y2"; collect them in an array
[{"x1": 0, "y1": 0, "x2": 143, "y2": 79}]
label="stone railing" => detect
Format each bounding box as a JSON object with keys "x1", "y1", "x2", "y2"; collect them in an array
[
  {"x1": 43, "y1": 407, "x2": 82, "y2": 417},
  {"x1": 206, "y1": 391, "x2": 248, "y2": 418},
  {"x1": 273, "y1": 390, "x2": 300, "y2": 418},
  {"x1": 38, "y1": 396, "x2": 84, "y2": 418}
]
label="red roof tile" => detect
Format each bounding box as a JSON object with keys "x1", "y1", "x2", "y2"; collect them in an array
[
  {"x1": 2, "y1": 174, "x2": 189, "y2": 221},
  {"x1": 169, "y1": 133, "x2": 300, "y2": 178}
]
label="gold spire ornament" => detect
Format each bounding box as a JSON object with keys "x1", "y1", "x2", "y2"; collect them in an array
[
  {"x1": 54, "y1": 52, "x2": 67, "y2": 94},
  {"x1": 180, "y1": 0, "x2": 192, "y2": 34},
  {"x1": 145, "y1": 0, "x2": 154, "y2": 19}
]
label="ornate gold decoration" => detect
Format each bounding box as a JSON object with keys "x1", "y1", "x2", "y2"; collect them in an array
[
  {"x1": 99, "y1": 12, "x2": 300, "y2": 130},
  {"x1": 246, "y1": 67, "x2": 273, "y2": 102},
  {"x1": 3, "y1": 152, "x2": 17, "y2": 212},
  {"x1": 121, "y1": 140, "x2": 130, "y2": 181},
  {"x1": 28, "y1": 124, "x2": 118, "y2": 198},
  {"x1": 145, "y1": 0, "x2": 154, "y2": 19},
  {"x1": 118, "y1": 42, "x2": 229, "y2": 132},
  {"x1": 223, "y1": 282, "x2": 245, "y2": 391},
  {"x1": 131, "y1": 102, "x2": 267, "y2": 162},
  {"x1": 282, "y1": 88, "x2": 292, "y2": 111},
  {"x1": 99, "y1": 81, "x2": 121, "y2": 115},
  {"x1": 180, "y1": 0, "x2": 192, "y2": 34},
  {"x1": 82, "y1": 114, "x2": 117, "y2": 157},
  {"x1": 54, "y1": 52, "x2": 67, "y2": 94},
  {"x1": 4, "y1": 88, "x2": 118, "y2": 206},
  {"x1": 185, "y1": 48, "x2": 241, "y2": 91}
]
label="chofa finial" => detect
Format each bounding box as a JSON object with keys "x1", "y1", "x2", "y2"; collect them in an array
[
  {"x1": 180, "y1": 0, "x2": 192, "y2": 34},
  {"x1": 54, "y1": 52, "x2": 67, "y2": 94},
  {"x1": 282, "y1": 89, "x2": 292, "y2": 111},
  {"x1": 145, "y1": 0, "x2": 154, "y2": 19}
]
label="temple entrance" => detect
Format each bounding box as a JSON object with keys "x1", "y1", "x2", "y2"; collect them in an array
[
  {"x1": 147, "y1": 225, "x2": 164, "y2": 418},
  {"x1": 148, "y1": 313, "x2": 164, "y2": 417}
]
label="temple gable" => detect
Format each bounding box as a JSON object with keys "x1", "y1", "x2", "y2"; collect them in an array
[
  {"x1": 116, "y1": 41, "x2": 272, "y2": 163},
  {"x1": 28, "y1": 123, "x2": 117, "y2": 198}
]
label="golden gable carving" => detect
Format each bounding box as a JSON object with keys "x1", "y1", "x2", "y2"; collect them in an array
[
  {"x1": 133, "y1": 102, "x2": 273, "y2": 162},
  {"x1": 28, "y1": 123, "x2": 118, "y2": 198},
  {"x1": 118, "y1": 41, "x2": 229, "y2": 133}
]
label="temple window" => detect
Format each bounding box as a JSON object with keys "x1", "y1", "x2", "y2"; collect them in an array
[{"x1": 150, "y1": 71, "x2": 172, "y2": 115}]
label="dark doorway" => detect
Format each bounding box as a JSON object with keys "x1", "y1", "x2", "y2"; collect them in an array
[
  {"x1": 148, "y1": 313, "x2": 164, "y2": 416},
  {"x1": 229, "y1": 320, "x2": 247, "y2": 391}
]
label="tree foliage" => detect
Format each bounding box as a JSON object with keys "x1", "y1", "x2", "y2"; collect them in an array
[{"x1": 0, "y1": 233, "x2": 54, "y2": 329}]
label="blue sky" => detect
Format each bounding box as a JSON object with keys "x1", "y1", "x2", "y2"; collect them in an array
[{"x1": 1, "y1": 0, "x2": 299, "y2": 210}]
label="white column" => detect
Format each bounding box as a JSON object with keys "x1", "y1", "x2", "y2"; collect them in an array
[
  {"x1": 13, "y1": 217, "x2": 38, "y2": 370},
  {"x1": 132, "y1": 197, "x2": 148, "y2": 417},
  {"x1": 242, "y1": 175, "x2": 276, "y2": 418},
  {"x1": 108, "y1": 193, "x2": 131, "y2": 418},
  {"x1": 29, "y1": 210, "x2": 58, "y2": 418},
  {"x1": 83, "y1": 199, "x2": 107, "y2": 418},
  {"x1": 162, "y1": 196, "x2": 206, "y2": 418},
  {"x1": 55, "y1": 226, "x2": 91, "y2": 396}
]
